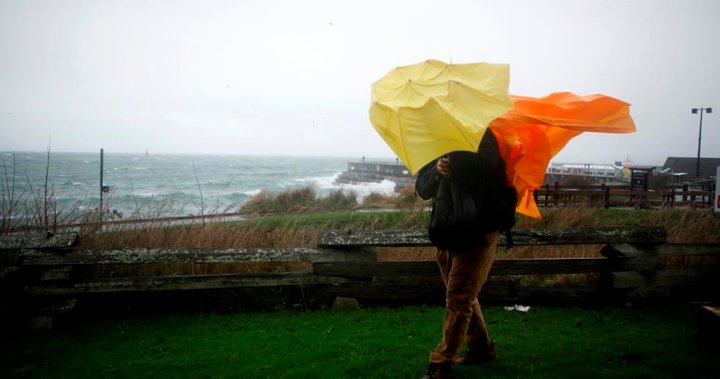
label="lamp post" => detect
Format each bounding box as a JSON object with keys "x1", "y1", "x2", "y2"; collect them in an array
[{"x1": 691, "y1": 107, "x2": 712, "y2": 179}]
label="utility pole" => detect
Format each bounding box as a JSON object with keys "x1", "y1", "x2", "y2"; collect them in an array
[
  {"x1": 691, "y1": 107, "x2": 713, "y2": 179},
  {"x1": 100, "y1": 148, "x2": 104, "y2": 228},
  {"x1": 99, "y1": 149, "x2": 110, "y2": 228}
]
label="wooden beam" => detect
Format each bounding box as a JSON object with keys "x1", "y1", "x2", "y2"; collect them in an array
[
  {"x1": 318, "y1": 226, "x2": 667, "y2": 247},
  {"x1": 314, "y1": 261, "x2": 438, "y2": 278},
  {"x1": 0, "y1": 232, "x2": 79, "y2": 251},
  {"x1": 23, "y1": 271, "x2": 333, "y2": 295},
  {"x1": 612, "y1": 269, "x2": 720, "y2": 289},
  {"x1": 313, "y1": 257, "x2": 642, "y2": 278},
  {"x1": 318, "y1": 229, "x2": 431, "y2": 247},
  {"x1": 606, "y1": 243, "x2": 720, "y2": 257},
  {"x1": 18, "y1": 247, "x2": 375, "y2": 266}
]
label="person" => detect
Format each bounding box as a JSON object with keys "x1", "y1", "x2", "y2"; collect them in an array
[{"x1": 415, "y1": 131, "x2": 514, "y2": 379}]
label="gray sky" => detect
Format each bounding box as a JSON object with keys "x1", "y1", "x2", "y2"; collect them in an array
[{"x1": 1, "y1": 0, "x2": 719, "y2": 165}]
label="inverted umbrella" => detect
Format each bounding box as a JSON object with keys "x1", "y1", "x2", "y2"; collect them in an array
[
  {"x1": 489, "y1": 92, "x2": 636, "y2": 218},
  {"x1": 369, "y1": 59, "x2": 514, "y2": 174},
  {"x1": 370, "y1": 60, "x2": 636, "y2": 219}
]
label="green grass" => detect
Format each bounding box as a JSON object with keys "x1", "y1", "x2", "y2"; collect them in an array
[{"x1": 1, "y1": 305, "x2": 716, "y2": 379}]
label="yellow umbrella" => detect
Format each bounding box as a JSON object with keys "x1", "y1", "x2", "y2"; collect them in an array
[{"x1": 369, "y1": 59, "x2": 514, "y2": 174}]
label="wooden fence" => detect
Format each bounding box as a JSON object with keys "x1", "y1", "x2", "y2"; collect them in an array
[
  {"x1": 535, "y1": 184, "x2": 715, "y2": 209},
  {"x1": 1, "y1": 227, "x2": 719, "y2": 329}
]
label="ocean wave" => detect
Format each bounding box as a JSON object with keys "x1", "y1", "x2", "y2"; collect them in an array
[
  {"x1": 288, "y1": 173, "x2": 398, "y2": 201},
  {"x1": 295, "y1": 172, "x2": 341, "y2": 186},
  {"x1": 133, "y1": 192, "x2": 162, "y2": 197},
  {"x1": 331, "y1": 179, "x2": 397, "y2": 201},
  {"x1": 243, "y1": 189, "x2": 262, "y2": 197}
]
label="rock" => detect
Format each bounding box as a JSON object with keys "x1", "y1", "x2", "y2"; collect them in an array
[{"x1": 332, "y1": 297, "x2": 360, "y2": 311}]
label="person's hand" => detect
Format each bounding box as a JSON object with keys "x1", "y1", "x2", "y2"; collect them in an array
[{"x1": 436, "y1": 155, "x2": 451, "y2": 178}]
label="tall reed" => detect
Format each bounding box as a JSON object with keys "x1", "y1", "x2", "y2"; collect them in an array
[{"x1": 1, "y1": 149, "x2": 91, "y2": 234}]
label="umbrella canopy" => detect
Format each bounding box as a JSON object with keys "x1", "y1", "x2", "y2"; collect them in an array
[
  {"x1": 369, "y1": 59, "x2": 514, "y2": 174},
  {"x1": 489, "y1": 92, "x2": 636, "y2": 218},
  {"x1": 369, "y1": 61, "x2": 636, "y2": 220}
]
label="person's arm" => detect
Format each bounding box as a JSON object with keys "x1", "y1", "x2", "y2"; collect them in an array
[{"x1": 415, "y1": 160, "x2": 442, "y2": 200}]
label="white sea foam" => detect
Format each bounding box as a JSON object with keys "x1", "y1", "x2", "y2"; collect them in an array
[
  {"x1": 243, "y1": 188, "x2": 262, "y2": 197},
  {"x1": 296, "y1": 173, "x2": 341, "y2": 188},
  {"x1": 298, "y1": 173, "x2": 397, "y2": 202},
  {"x1": 333, "y1": 179, "x2": 397, "y2": 202},
  {"x1": 135, "y1": 192, "x2": 161, "y2": 197}
]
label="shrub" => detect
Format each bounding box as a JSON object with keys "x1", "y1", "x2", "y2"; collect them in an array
[
  {"x1": 238, "y1": 190, "x2": 274, "y2": 215},
  {"x1": 394, "y1": 183, "x2": 427, "y2": 210},
  {"x1": 318, "y1": 189, "x2": 357, "y2": 211},
  {"x1": 240, "y1": 186, "x2": 359, "y2": 215},
  {"x1": 361, "y1": 192, "x2": 396, "y2": 209},
  {"x1": 274, "y1": 186, "x2": 317, "y2": 213}
]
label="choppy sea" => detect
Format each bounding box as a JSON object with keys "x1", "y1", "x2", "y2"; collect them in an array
[{"x1": 0, "y1": 151, "x2": 397, "y2": 220}]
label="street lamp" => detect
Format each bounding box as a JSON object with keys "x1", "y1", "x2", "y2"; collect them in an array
[{"x1": 691, "y1": 107, "x2": 712, "y2": 179}]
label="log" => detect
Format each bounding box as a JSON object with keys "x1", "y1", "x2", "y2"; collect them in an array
[
  {"x1": 313, "y1": 257, "x2": 651, "y2": 278},
  {"x1": 0, "y1": 232, "x2": 80, "y2": 250},
  {"x1": 318, "y1": 229, "x2": 430, "y2": 247},
  {"x1": 23, "y1": 271, "x2": 334, "y2": 295},
  {"x1": 18, "y1": 247, "x2": 376, "y2": 266},
  {"x1": 612, "y1": 269, "x2": 720, "y2": 289},
  {"x1": 605, "y1": 243, "x2": 720, "y2": 258},
  {"x1": 318, "y1": 226, "x2": 667, "y2": 247},
  {"x1": 511, "y1": 227, "x2": 666, "y2": 245},
  {"x1": 314, "y1": 261, "x2": 437, "y2": 279}
]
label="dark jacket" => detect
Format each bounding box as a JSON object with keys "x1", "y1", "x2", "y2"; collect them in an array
[{"x1": 415, "y1": 131, "x2": 515, "y2": 249}]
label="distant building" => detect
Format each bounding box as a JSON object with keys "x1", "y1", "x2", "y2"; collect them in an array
[
  {"x1": 661, "y1": 157, "x2": 720, "y2": 181},
  {"x1": 544, "y1": 162, "x2": 627, "y2": 184}
]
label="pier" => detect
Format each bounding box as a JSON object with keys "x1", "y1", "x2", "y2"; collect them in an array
[{"x1": 334, "y1": 160, "x2": 415, "y2": 191}]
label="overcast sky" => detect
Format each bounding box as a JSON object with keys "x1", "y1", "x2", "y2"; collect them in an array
[{"x1": 1, "y1": 0, "x2": 719, "y2": 165}]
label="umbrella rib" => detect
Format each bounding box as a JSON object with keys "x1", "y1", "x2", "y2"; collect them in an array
[
  {"x1": 432, "y1": 98, "x2": 482, "y2": 152},
  {"x1": 395, "y1": 109, "x2": 411, "y2": 168}
]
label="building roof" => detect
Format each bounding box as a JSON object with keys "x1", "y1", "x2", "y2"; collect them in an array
[{"x1": 662, "y1": 157, "x2": 720, "y2": 179}]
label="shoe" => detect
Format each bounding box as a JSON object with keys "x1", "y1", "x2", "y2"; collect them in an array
[
  {"x1": 420, "y1": 363, "x2": 455, "y2": 379},
  {"x1": 458, "y1": 341, "x2": 497, "y2": 365}
]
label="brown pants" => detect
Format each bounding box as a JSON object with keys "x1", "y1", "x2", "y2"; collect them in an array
[{"x1": 429, "y1": 231, "x2": 499, "y2": 365}]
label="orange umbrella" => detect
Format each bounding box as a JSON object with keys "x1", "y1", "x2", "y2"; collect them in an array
[{"x1": 489, "y1": 92, "x2": 636, "y2": 219}]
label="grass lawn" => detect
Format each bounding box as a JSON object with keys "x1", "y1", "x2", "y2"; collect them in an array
[{"x1": 1, "y1": 305, "x2": 716, "y2": 379}]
